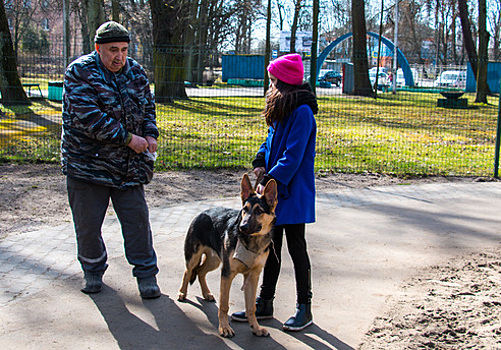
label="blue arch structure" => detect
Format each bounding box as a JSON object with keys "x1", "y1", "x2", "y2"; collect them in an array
[{"x1": 317, "y1": 31, "x2": 415, "y2": 87}]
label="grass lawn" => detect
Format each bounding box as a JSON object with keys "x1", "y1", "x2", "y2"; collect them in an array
[{"x1": 1, "y1": 90, "x2": 499, "y2": 177}]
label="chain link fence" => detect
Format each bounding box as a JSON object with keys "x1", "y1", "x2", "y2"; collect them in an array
[{"x1": 0, "y1": 42, "x2": 499, "y2": 177}]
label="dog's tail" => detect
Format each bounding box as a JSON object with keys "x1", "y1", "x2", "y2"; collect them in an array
[{"x1": 189, "y1": 255, "x2": 207, "y2": 284}]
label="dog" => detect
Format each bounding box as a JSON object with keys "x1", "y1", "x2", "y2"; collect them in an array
[{"x1": 177, "y1": 173, "x2": 277, "y2": 338}]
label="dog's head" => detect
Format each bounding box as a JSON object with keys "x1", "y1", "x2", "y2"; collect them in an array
[{"x1": 238, "y1": 173, "x2": 277, "y2": 235}]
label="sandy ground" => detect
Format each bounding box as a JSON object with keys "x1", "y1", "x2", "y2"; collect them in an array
[{"x1": 1, "y1": 163, "x2": 500, "y2": 349}]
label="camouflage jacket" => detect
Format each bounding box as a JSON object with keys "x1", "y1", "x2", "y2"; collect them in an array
[{"x1": 61, "y1": 51, "x2": 158, "y2": 189}]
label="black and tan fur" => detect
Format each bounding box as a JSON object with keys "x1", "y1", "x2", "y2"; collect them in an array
[{"x1": 177, "y1": 174, "x2": 278, "y2": 338}]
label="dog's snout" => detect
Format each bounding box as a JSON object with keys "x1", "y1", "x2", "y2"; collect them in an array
[{"x1": 239, "y1": 221, "x2": 251, "y2": 233}]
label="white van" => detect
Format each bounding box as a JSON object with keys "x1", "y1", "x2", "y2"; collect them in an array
[
  {"x1": 434, "y1": 70, "x2": 466, "y2": 88},
  {"x1": 396, "y1": 68, "x2": 418, "y2": 87}
]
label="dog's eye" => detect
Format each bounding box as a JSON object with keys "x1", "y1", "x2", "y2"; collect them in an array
[{"x1": 253, "y1": 207, "x2": 263, "y2": 215}]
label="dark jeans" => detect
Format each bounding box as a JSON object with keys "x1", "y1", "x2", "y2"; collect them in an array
[
  {"x1": 67, "y1": 177, "x2": 158, "y2": 279},
  {"x1": 260, "y1": 223, "x2": 312, "y2": 304}
]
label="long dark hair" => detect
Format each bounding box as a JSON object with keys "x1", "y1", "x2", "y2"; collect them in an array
[{"x1": 262, "y1": 79, "x2": 316, "y2": 127}]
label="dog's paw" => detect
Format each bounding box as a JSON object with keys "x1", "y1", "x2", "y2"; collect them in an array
[
  {"x1": 177, "y1": 292, "x2": 187, "y2": 302},
  {"x1": 203, "y1": 293, "x2": 216, "y2": 302},
  {"x1": 251, "y1": 325, "x2": 270, "y2": 337},
  {"x1": 219, "y1": 325, "x2": 235, "y2": 338}
]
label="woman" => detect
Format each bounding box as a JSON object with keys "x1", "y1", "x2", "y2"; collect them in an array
[{"x1": 232, "y1": 53, "x2": 318, "y2": 331}]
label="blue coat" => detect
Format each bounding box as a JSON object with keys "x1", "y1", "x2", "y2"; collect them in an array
[{"x1": 257, "y1": 104, "x2": 316, "y2": 226}]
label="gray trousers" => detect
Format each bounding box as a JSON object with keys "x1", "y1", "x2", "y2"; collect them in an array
[{"x1": 67, "y1": 177, "x2": 158, "y2": 278}]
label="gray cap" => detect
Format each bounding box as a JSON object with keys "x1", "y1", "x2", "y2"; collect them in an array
[{"x1": 94, "y1": 21, "x2": 130, "y2": 44}]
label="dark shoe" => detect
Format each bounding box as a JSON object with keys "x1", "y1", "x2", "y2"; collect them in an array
[
  {"x1": 283, "y1": 303, "x2": 313, "y2": 331},
  {"x1": 81, "y1": 272, "x2": 103, "y2": 294},
  {"x1": 137, "y1": 276, "x2": 161, "y2": 299},
  {"x1": 231, "y1": 296, "x2": 274, "y2": 322}
]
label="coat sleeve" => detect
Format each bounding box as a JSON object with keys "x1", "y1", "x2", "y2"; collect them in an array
[
  {"x1": 268, "y1": 105, "x2": 315, "y2": 186},
  {"x1": 64, "y1": 64, "x2": 130, "y2": 145}
]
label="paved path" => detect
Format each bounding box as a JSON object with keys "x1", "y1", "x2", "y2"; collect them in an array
[{"x1": 1, "y1": 182, "x2": 501, "y2": 349}]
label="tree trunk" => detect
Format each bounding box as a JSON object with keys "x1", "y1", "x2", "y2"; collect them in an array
[
  {"x1": 150, "y1": 0, "x2": 188, "y2": 102},
  {"x1": 289, "y1": 0, "x2": 301, "y2": 53},
  {"x1": 0, "y1": 1, "x2": 30, "y2": 105},
  {"x1": 457, "y1": 0, "x2": 478, "y2": 80},
  {"x1": 77, "y1": 2, "x2": 91, "y2": 54},
  {"x1": 112, "y1": 0, "x2": 120, "y2": 22},
  {"x1": 87, "y1": 0, "x2": 106, "y2": 49},
  {"x1": 351, "y1": 0, "x2": 373, "y2": 96},
  {"x1": 475, "y1": 0, "x2": 489, "y2": 103}
]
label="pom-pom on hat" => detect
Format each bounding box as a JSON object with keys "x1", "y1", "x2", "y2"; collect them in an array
[
  {"x1": 267, "y1": 53, "x2": 304, "y2": 86},
  {"x1": 94, "y1": 21, "x2": 130, "y2": 44}
]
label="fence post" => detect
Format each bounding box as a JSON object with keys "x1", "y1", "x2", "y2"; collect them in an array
[{"x1": 494, "y1": 78, "x2": 501, "y2": 178}]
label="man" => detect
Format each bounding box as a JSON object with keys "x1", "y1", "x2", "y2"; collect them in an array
[{"x1": 61, "y1": 21, "x2": 161, "y2": 299}]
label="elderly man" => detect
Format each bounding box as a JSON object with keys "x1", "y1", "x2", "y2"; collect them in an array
[{"x1": 61, "y1": 21, "x2": 161, "y2": 299}]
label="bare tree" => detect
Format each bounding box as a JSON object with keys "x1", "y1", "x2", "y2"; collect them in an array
[
  {"x1": 150, "y1": 0, "x2": 190, "y2": 101},
  {"x1": 489, "y1": 0, "x2": 501, "y2": 60},
  {"x1": 4, "y1": 0, "x2": 38, "y2": 55},
  {"x1": 76, "y1": 0, "x2": 106, "y2": 54},
  {"x1": 289, "y1": 0, "x2": 301, "y2": 53},
  {"x1": 0, "y1": 0, "x2": 30, "y2": 105},
  {"x1": 458, "y1": 0, "x2": 490, "y2": 98},
  {"x1": 458, "y1": 0, "x2": 479, "y2": 77},
  {"x1": 351, "y1": 0, "x2": 373, "y2": 96},
  {"x1": 475, "y1": 0, "x2": 489, "y2": 103}
]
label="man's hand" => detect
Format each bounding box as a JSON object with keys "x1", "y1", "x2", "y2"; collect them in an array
[
  {"x1": 145, "y1": 136, "x2": 158, "y2": 153},
  {"x1": 128, "y1": 134, "x2": 149, "y2": 154}
]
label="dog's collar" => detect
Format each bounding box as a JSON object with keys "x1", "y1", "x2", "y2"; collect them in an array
[{"x1": 233, "y1": 240, "x2": 262, "y2": 268}]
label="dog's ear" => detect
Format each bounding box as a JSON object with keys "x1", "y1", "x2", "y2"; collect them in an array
[
  {"x1": 262, "y1": 179, "x2": 278, "y2": 210},
  {"x1": 241, "y1": 173, "x2": 255, "y2": 203}
]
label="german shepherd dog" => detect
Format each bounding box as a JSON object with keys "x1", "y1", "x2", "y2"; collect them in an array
[{"x1": 177, "y1": 173, "x2": 277, "y2": 338}]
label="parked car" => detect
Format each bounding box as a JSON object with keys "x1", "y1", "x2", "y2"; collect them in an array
[
  {"x1": 318, "y1": 70, "x2": 342, "y2": 86},
  {"x1": 433, "y1": 70, "x2": 466, "y2": 88},
  {"x1": 369, "y1": 71, "x2": 389, "y2": 91},
  {"x1": 369, "y1": 66, "x2": 389, "y2": 75},
  {"x1": 396, "y1": 68, "x2": 418, "y2": 87}
]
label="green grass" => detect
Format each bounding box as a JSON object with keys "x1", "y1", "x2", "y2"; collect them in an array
[{"x1": 1, "y1": 91, "x2": 499, "y2": 176}]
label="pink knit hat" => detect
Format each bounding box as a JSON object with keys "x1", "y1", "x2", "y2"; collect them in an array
[{"x1": 267, "y1": 53, "x2": 304, "y2": 86}]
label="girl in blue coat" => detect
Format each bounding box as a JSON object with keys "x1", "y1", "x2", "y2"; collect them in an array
[{"x1": 232, "y1": 53, "x2": 318, "y2": 331}]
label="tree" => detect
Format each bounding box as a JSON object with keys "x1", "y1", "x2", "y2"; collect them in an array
[
  {"x1": 489, "y1": 0, "x2": 501, "y2": 60},
  {"x1": 458, "y1": 0, "x2": 490, "y2": 99},
  {"x1": 76, "y1": 0, "x2": 106, "y2": 54},
  {"x1": 475, "y1": 0, "x2": 489, "y2": 103},
  {"x1": 289, "y1": 0, "x2": 302, "y2": 53},
  {"x1": 458, "y1": 0, "x2": 479, "y2": 79},
  {"x1": 351, "y1": 0, "x2": 374, "y2": 96},
  {"x1": 0, "y1": 0, "x2": 30, "y2": 105},
  {"x1": 150, "y1": 0, "x2": 190, "y2": 102},
  {"x1": 3, "y1": 0, "x2": 37, "y2": 55}
]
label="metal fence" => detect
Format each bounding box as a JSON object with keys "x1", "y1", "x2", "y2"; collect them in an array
[{"x1": 0, "y1": 45, "x2": 500, "y2": 177}]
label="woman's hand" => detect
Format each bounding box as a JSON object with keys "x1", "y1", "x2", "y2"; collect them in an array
[{"x1": 253, "y1": 167, "x2": 266, "y2": 194}]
